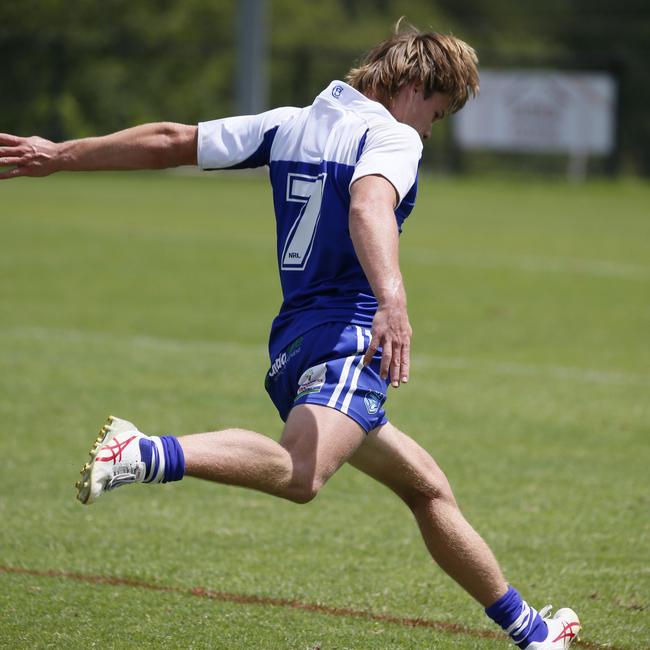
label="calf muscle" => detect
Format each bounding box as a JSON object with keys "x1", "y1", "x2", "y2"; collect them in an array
[{"x1": 350, "y1": 423, "x2": 507, "y2": 606}]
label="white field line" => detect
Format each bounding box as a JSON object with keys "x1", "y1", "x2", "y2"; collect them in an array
[
  {"x1": 2, "y1": 326, "x2": 267, "y2": 356},
  {"x1": 411, "y1": 354, "x2": 650, "y2": 387},
  {"x1": 4, "y1": 326, "x2": 650, "y2": 388},
  {"x1": 405, "y1": 250, "x2": 650, "y2": 281}
]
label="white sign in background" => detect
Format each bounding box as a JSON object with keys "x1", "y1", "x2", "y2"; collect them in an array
[{"x1": 453, "y1": 70, "x2": 617, "y2": 155}]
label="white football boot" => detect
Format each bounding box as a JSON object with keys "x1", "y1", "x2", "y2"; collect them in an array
[
  {"x1": 526, "y1": 606, "x2": 581, "y2": 649},
  {"x1": 75, "y1": 415, "x2": 149, "y2": 504}
]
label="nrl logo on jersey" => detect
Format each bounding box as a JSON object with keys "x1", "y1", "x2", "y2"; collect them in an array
[{"x1": 295, "y1": 362, "x2": 327, "y2": 400}]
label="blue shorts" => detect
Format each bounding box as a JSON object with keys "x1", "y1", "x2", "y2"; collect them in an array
[{"x1": 264, "y1": 323, "x2": 389, "y2": 433}]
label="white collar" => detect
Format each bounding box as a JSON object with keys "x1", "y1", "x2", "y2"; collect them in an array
[{"x1": 316, "y1": 80, "x2": 395, "y2": 122}]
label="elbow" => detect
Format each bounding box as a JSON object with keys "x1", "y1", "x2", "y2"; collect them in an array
[
  {"x1": 349, "y1": 201, "x2": 396, "y2": 234},
  {"x1": 349, "y1": 198, "x2": 380, "y2": 227},
  {"x1": 348, "y1": 203, "x2": 365, "y2": 225},
  {"x1": 348, "y1": 204, "x2": 372, "y2": 240}
]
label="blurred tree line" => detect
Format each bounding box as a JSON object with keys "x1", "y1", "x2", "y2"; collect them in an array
[{"x1": 1, "y1": 0, "x2": 649, "y2": 174}]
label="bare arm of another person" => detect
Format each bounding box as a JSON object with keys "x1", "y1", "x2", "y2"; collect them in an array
[
  {"x1": 0, "y1": 122, "x2": 198, "y2": 179},
  {"x1": 349, "y1": 173, "x2": 412, "y2": 388}
]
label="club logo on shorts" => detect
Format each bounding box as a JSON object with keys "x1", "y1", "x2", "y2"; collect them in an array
[
  {"x1": 363, "y1": 390, "x2": 385, "y2": 415},
  {"x1": 295, "y1": 362, "x2": 327, "y2": 400}
]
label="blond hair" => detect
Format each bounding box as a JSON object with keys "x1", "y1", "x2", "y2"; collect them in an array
[{"x1": 345, "y1": 21, "x2": 479, "y2": 114}]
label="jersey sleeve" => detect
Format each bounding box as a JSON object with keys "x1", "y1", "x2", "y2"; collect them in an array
[
  {"x1": 350, "y1": 122, "x2": 422, "y2": 205},
  {"x1": 198, "y1": 106, "x2": 300, "y2": 170}
]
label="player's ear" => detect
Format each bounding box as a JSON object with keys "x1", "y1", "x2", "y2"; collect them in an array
[{"x1": 411, "y1": 83, "x2": 426, "y2": 101}]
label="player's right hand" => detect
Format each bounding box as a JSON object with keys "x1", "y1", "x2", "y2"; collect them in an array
[
  {"x1": 0, "y1": 133, "x2": 58, "y2": 179},
  {"x1": 363, "y1": 302, "x2": 412, "y2": 388}
]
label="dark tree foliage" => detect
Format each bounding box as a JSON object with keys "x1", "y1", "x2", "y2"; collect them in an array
[
  {"x1": 1, "y1": 0, "x2": 648, "y2": 173},
  {"x1": 0, "y1": 0, "x2": 234, "y2": 139},
  {"x1": 557, "y1": 0, "x2": 650, "y2": 174}
]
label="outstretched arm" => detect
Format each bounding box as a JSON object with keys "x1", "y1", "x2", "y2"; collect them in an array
[
  {"x1": 0, "y1": 122, "x2": 197, "y2": 179},
  {"x1": 349, "y1": 174, "x2": 412, "y2": 388}
]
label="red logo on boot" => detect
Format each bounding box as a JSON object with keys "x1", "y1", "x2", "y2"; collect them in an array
[
  {"x1": 96, "y1": 436, "x2": 137, "y2": 463},
  {"x1": 552, "y1": 621, "x2": 580, "y2": 643}
]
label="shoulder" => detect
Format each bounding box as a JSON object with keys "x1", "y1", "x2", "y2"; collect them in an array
[
  {"x1": 351, "y1": 119, "x2": 421, "y2": 207},
  {"x1": 198, "y1": 106, "x2": 301, "y2": 170},
  {"x1": 257, "y1": 106, "x2": 303, "y2": 127},
  {"x1": 364, "y1": 120, "x2": 422, "y2": 155},
  {"x1": 199, "y1": 106, "x2": 301, "y2": 138}
]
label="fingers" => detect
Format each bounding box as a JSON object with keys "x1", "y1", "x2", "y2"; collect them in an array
[
  {"x1": 363, "y1": 333, "x2": 394, "y2": 381},
  {"x1": 0, "y1": 138, "x2": 52, "y2": 179},
  {"x1": 387, "y1": 339, "x2": 410, "y2": 388},
  {"x1": 379, "y1": 340, "x2": 392, "y2": 383},
  {"x1": 0, "y1": 157, "x2": 23, "y2": 167},
  {"x1": 0, "y1": 133, "x2": 23, "y2": 146},
  {"x1": 0, "y1": 142, "x2": 38, "y2": 158},
  {"x1": 0, "y1": 141, "x2": 35, "y2": 173},
  {"x1": 0, "y1": 166, "x2": 25, "y2": 180},
  {"x1": 365, "y1": 335, "x2": 410, "y2": 388},
  {"x1": 365, "y1": 308, "x2": 412, "y2": 387},
  {"x1": 362, "y1": 335, "x2": 380, "y2": 368},
  {"x1": 396, "y1": 339, "x2": 410, "y2": 386}
]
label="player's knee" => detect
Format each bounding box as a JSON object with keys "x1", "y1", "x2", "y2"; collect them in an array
[
  {"x1": 286, "y1": 479, "x2": 321, "y2": 504},
  {"x1": 283, "y1": 466, "x2": 324, "y2": 504},
  {"x1": 401, "y1": 467, "x2": 457, "y2": 512}
]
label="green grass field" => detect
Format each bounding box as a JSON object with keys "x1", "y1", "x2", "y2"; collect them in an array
[{"x1": 1, "y1": 172, "x2": 648, "y2": 649}]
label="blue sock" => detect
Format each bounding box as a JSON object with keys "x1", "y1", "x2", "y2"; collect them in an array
[
  {"x1": 160, "y1": 435, "x2": 185, "y2": 483},
  {"x1": 138, "y1": 436, "x2": 185, "y2": 483},
  {"x1": 486, "y1": 586, "x2": 548, "y2": 649}
]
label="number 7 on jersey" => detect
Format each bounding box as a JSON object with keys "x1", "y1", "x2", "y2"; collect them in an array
[{"x1": 281, "y1": 172, "x2": 327, "y2": 271}]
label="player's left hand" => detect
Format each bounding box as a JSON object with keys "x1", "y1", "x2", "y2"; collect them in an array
[
  {"x1": 364, "y1": 302, "x2": 412, "y2": 388},
  {"x1": 0, "y1": 133, "x2": 58, "y2": 179}
]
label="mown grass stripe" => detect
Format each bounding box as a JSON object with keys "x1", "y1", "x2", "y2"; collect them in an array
[
  {"x1": 406, "y1": 250, "x2": 650, "y2": 281},
  {"x1": 0, "y1": 565, "x2": 622, "y2": 649},
  {"x1": 4, "y1": 326, "x2": 649, "y2": 387}
]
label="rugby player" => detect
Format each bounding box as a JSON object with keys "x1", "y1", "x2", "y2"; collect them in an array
[{"x1": 0, "y1": 24, "x2": 580, "y2": 649}]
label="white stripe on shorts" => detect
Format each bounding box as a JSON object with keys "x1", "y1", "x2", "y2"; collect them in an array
[
  {"x1": 327, "y1": 325, "x2": 364, "y2": 409},
  {"x1": 341, "y1": 327, "x2": 368, "y2": 414}
]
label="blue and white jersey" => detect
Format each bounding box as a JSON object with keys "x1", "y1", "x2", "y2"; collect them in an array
[{"x1": 198, "y1": 81, "x2": 423, "y2": 357}]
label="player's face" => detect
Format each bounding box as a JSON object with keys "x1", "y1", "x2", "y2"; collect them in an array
[{"x1": 390, "y1": 84, "x2": 451, "y2": 140}]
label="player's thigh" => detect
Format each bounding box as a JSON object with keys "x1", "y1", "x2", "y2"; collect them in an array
[
  {"x1": 348, "y1": 422, "x2": 455, "y2": 506},
  {"x1": 280, "y1": 403, "x2": 366, "y2": 488}
]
